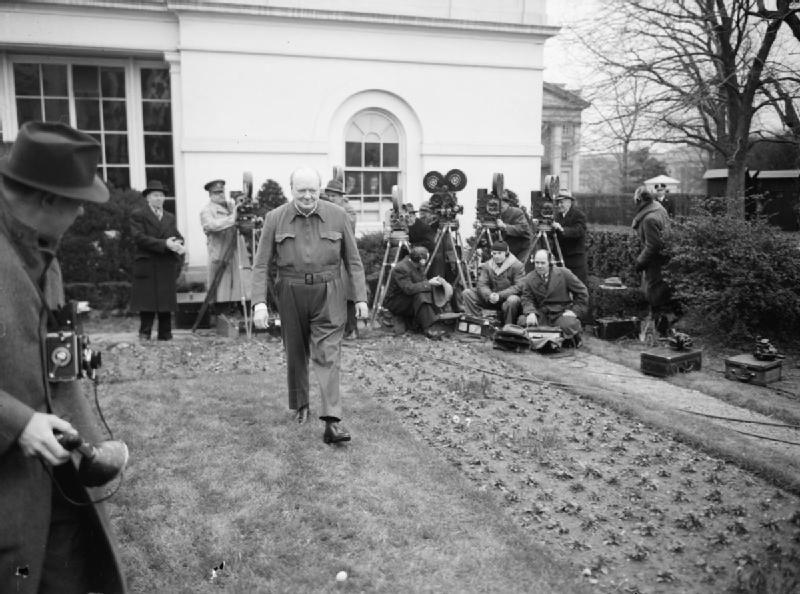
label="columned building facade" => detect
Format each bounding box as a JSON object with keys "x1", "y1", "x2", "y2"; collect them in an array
[{"x1": 541, "y1": 81, "x2": 590, "y2": 194}]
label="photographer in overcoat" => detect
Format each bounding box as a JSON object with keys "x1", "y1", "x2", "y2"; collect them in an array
[{"x1": 0, "y1": 121, "x2": 126, "y2": 593}]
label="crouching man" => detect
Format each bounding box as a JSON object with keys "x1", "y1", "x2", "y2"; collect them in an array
[
  {"x1": 461, "y1": 241, "x2": 524, "y2": 325},
  {"x1": 519, "y1": 249, "x2": 589, "y2": 347},
  {"x1": 383, "y1": 246, "x2": 449, "y2": 340}
]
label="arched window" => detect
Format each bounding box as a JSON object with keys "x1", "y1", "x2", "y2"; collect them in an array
[{"x1": 344, "y1": 110, "x2": 401, "y2": 223}]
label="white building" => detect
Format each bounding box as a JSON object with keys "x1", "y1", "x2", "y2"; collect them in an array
[{"x1": 0, "y1": 0, "x2": 557, "y2": 274}]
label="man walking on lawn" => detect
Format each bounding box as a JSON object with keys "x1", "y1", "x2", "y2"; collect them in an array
[{"x1": 251, "y1": 166, "x2": 368, "y2": 444}]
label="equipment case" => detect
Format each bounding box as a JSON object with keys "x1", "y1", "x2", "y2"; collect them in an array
[
  {"x1": 641, "y1": 347, "x2": 702, "y2": 377},
  {"x1": 724, "y1": 354, "x2": 782, "y2": 386},
  {"x1": 594, "y1": 317, "x2": 641, "y2": 340},
  {"x1": 456, "y1": 314, "x2": 496, "y2": 338}
]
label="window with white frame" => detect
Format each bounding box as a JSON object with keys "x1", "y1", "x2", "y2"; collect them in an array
[
  {"x1": 11, "y1": 59, "x2": 173, "y2": 199},
  {"x1": 344, "y1": 110, "x2": 401, "y2": 223}
]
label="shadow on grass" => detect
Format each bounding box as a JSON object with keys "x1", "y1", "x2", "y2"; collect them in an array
[{"x1": 103, "y1": 372, "x2": 588, "y2": 593}]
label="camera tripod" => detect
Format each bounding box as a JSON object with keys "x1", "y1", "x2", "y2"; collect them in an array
[
  {"x1": 425, "y1": 221, "x2": 473, "y2": 293},
  {"x1": 530, "y1": 222, "x2": 564, "y2": 268},
  {"x1": 192, "y1": 224, "x2": 258, "y2": 337},
  {"x1": 369, "y1": 230, "x2": 411, "y2": 327},
  {"x1": 466, "y1": 224, "x2": 504, "y2": 279}
]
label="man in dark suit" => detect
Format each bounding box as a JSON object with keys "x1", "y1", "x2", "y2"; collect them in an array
[
  {"x1": 0, "y1": 121, "x2": 126, "y2": 593},
  {"x1": 129, "y1": 180, "x2": 185, "y2": 341},
  {"x1": 496, "y1": 189, "x2": 532, "y2": 261},
  {"x1": 552, "y1": 189, "x2": 588, "y2": 284}
]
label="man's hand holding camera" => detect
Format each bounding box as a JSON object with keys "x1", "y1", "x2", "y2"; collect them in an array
[
  {"x1": 18, "y1": 413, "x2": 75, "y2": 466},
  {"x1": 495, "y1": 218, "x2": 507, "y2": 230},
  {"x1": 551, "y1": 221, "x2": 564, "y2": 232}
]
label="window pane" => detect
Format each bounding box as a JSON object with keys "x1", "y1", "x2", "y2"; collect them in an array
[
  {"x1": 73, "y1": 65, "x2": 99, "y2": 98},
  {"x1": 13, "y1": 64, "x2": 40, "y2": 96},
  {"x1": 16, "y1": 98, "x2": 42, "y2": 126},
  {"x1": 145, "y1": 167, "x2": 174, "y2": 195},
  {"x1": 142, "y1": 102, "x2": 172, "y2": 132},
  {"x1": 381, "y1": 172, "x2": 398, "y2": 195},
  {"x1": 383, "y1": 143, "x2": 399, "y2": 167},
  {"x1": 345, "y1": 142, "x2": 361, "y2": 167},
  {"x1": 105, "y1": 167, "x2": 130, "y2": 190},
  {"x1": 42, "y1": 64, "x2": 68, "y2": 96},
  {"x1": 364, "y1": 172, "x2": 379, "y2": 195},
  {"x1": 363, "y1": 195, "x2": 379, "y2": 204},
  {"x1": 104, "y1": 134, "x2": 129, "y2": 164},
  {"x1": 76, "y1": 99, "x2": 100, "y2": 130},
  {"x1": 100, "y1": 67, "x2": 125, "y2": 98},
  {"x1": 44, "y1": 99, "x2": 69, "y2": 124},
  {"x1": 345, "y1": 172, "x2": 361, "y2": 194},
  {"x1": 102, "y1": 101, "x2": 127, "y2": 131},
  {"x1": 364, "y1": 142, "x2": 380, "y2": 167},
  {"x1": 141, "y1": 69, "x2": 170, "y2": 100},
  {"x1": 144, "y1": 135, "x2": 173, "y2": 165}
]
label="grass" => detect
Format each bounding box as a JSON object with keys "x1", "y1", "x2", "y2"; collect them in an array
[{"x1": 99, "y1": 362, "x2": 587, "y2": 593}]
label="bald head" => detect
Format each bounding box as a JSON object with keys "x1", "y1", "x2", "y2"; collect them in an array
[
  {"x1": 290, "y1": 166, "x2": 322, "y2": 212},
  {"x1": 532, "y1": 249, "x2": 550, "y2": 275}
]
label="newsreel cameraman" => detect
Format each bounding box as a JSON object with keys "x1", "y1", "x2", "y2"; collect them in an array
[
  {"x1": 0, "y1": 121, "x2": 126, "y2": 593},
  {"x1": 496, "y1": 189, "x2": 533, "y2": 261},
  {"x1": 200, "y1": 178, "x2": 240, "y2": 313},
  {"x1": 461, "y1": 241, "x2": 524, "y2": 325}
]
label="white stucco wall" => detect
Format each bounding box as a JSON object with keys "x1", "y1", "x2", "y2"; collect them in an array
[{"x1": 0, "y1": 1, "x2": 556, "y2": 271}]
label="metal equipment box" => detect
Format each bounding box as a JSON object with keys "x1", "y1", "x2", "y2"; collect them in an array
[{"x1": 724, "y1": 353, "x2": 782, "y2": 386}]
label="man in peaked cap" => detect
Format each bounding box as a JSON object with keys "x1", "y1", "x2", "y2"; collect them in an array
[
  {"x1": 551, "y1": 188, "x2": 588, "y2": 284},
  {"x1": 0, "y1": 121, "x2": 126, "y2": 593},
  {"x1": 200, "y1": 178, "x2": 241, "y2": 313}
]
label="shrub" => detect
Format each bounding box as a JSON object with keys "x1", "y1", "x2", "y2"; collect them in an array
[
  {"x1": 586, "y1": 228, "x2": 641, "y2": 287},
  {"x1": 664, "y1": 212, "x2": 800, "y2": 339},
  {"x1": 357, "y1": 231, "x2": 387, "y2": 301}
]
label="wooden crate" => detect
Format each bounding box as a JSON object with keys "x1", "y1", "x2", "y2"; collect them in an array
[
  {"x1": 724, "y1": 354, "x2": 782, "y2": 386},
  {"x1": 175, "y1": 292, "x2": 210, "y2": 329},
  {"x1": 594, "y1": 317, "x2": 641, "y2": 340},
  {"x1": 641, "y1": 347, "x2": 702, "y2": 377}
]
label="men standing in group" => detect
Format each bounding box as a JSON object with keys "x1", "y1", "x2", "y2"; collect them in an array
[
  {"x1": 251, "y1": 166, "x2": 368, "y2": 444},
  {"x1": 632, "y1": 185, "x2": 676, "y2": 335},
  {"x1": 519, "y1": 249, "x2": 588, "y2": 347},
  {"x1": 496, "y1": 189, "x2": 532, "y2": 261},
  {"x1": 129, "y1": 179, "x2": 185, "y2": 341},
  {"x1": 383, "y1": 246, "x2": 449, "y2": 340},
  {"x1": 321, "y1": 173, "x2": 359, "y2": 339},
  {"x1": 551, "y1": 189, "x2": 588, "y2": 284},
  {"x1": 199, "y1": 179, "x2": 241, "y2": 313},
  {"x1": 0, "y1": 121, "x2": 126, "y2": 593},
  {"x1": 461, "y1": 241, "x2": 524, "y2": 325}
]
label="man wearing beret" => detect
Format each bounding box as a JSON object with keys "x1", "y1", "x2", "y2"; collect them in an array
[
  {"x1": 460, "y1": 241, "x2": 525, "y2": 325},
  {"x1": 251, "y1": 166, "x2": 368, "y2": 444},
  {"x1": 199, "y1": 179, "x2": 242, "y2": 312},
  {"x1": 0, "y1": 121, "x2": 126, "y2": 593}
]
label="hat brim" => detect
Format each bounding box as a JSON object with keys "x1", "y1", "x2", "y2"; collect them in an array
[
  {"x1": 431, "y1": 281, "x2": 454, "y2": 308},
  {"x1": 0, "y1": 155, "x2": 109, "y2": 203}
]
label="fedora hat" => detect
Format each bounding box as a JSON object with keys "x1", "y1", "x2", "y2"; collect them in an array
[
  {"x1": 0, "y1": 121, "x2": 108, "y2": 203},
  {"x1": 431, "y1": 279, "x2": 454, "y2": 308},
  {"x1": 142, "y1": 179, "x2": 168, "y2": 197},
  {"x1": 324, "y1": 178, "x2": 344, "y2": 195}
]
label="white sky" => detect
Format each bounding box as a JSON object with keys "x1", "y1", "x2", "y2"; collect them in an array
[{"x1": 543, "y1": 0, "x2": 598, "y2": 88}]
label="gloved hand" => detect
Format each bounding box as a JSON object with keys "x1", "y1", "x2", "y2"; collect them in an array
[{"x1": 253, "y1": 305, "x2": 270, "y2": 329}]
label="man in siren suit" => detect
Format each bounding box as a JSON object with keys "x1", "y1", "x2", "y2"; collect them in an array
[{"x1": 251, "y1": 166, "x2": 368, "y2": 444}]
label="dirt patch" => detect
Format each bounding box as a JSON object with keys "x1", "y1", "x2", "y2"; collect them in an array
[{"x1": 88, "y1": 317, "x2": 800, "y2": 593}]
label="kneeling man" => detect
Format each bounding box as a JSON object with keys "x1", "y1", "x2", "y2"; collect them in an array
[
  {"x1": 462, "y1": 241, "x2": 524, "y2": 325},
  {"x1": 383, "y1": 246, "x2": 448, "y2": 340},
  {"x1": 519, "y1": 249, "x2": 588, "y2": 346}
]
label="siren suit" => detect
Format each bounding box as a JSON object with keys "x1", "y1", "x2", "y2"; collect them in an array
[{"x1": 251, "y1": 200, "x2": 367, "y2": 420}]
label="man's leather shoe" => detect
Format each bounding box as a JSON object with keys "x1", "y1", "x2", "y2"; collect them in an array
[
  {"x1": 424, "y1": 327, "x2": 444, "y2": 341},
  {"x1": 294, "y1": 405, "x2": 309, "y2": 424},
  {"x1": 323, "y1": 422, "x2": 351, "y2": 444}
]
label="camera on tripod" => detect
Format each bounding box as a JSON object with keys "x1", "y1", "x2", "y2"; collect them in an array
[
  {"x1": 46, "y1": 301, "x2": 101, "y2": 383},
  {"x1": 423, "y1": 169, "x2": 467, "y2": 227},
  {"x1": 536, "y1": 174, "x2": 561, "y2": 231},
  {"x1": 387, "y1": 185, "x2": 413, "y2": 237},
  {"x1": 476, "y1": 172, "x2": 505, "y2": 229},
  {"x1": 234, "y1": 171, "x2": 264, "y2": 233}
]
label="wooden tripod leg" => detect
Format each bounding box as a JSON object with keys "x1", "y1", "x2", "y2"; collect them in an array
[
  {"x1": 369, "y1": 239, "x2": 408, "y2": 325},
  {"x1": 236, "y1": 233, "x2": 252, "y2": 338},
  {"x1": 424, "y1": 228, "x2": 446, "y2": 276},
  {"x1": 192, "y1": 230, "x2": 238, "y2": 333},
  {"x1": 446, "y1": 227, "x2": 473, "y2": 291}
]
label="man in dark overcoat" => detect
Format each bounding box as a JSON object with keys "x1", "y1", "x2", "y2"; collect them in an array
[
  {"x1": 384, "y1": 246, "x2": 449, "y2": 340},
  {"x1": 0, "y1": 121, "x2": 126, "y2": 593},
  {"x1": 519, "y1": 249, "x2": 589, "y2": 345},
  {"x1": 129, "y1": 179, "x2": 185, "y2": 340},
  {"x1": 552, "y1": 189, "x2": 588, "y2": 284},
  {"x1": 251, "y1": 166, "x2": 368, "y2": 444},
  {"x1": 496, "y1": 189, "x2": 532, "y2": 261}
]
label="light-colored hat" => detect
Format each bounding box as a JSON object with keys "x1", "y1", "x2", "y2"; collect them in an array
[
  {"x1": 431, "y1": 279, "x2": 454, "y2": 308},
  {"x1": 556, "y1": 189, "x2": 573, "y2": 201}
]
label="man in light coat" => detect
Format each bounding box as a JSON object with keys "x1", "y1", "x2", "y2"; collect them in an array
[
  {"x1": 460, "y1": 241, "x2": 524, "y2": 325},
  {"x1": 200, "y1": 179, "x2": 242, "y2": 311},
  {"x1": 0, "y1": 121, "x2": 126, "y2": 593}
]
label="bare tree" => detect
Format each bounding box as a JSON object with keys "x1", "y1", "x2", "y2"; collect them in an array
[{"x1": 571, "y1": 0, "x2": 800, "y2": 211}]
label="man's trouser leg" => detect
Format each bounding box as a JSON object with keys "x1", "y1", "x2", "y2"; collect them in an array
[
  {"x1": 461, "y1": 288, "x2": 484, "y2": 317},
  {"x1": 278, "y1": 281, "x2": 312, "y2": 411},
  {"x1": 309, "y1": 278, "x2": 347, "y2": 420},
  {"x1": 501, "y1": 295, "x2": 521, "y2": 325}
]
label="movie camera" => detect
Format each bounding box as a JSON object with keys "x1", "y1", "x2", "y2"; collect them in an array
[
  {"x1": 46, "y1": 301, "x2": 101, "y2": 383},
  {"x1": 476, "y1": 172, "x2": 506, "y2": 228},
  {"x1": 387, "y1": 185, "x2": 413, "y2": 235},
  {"x1": 423, "y1": 169, "x2": 467, "y2": 227},
  {"x1": 234, "y1": 171, "x2": 263, "y2": 233},
  {"x1": 537, "y1": 174, "x2": 560, "y2": 231}
]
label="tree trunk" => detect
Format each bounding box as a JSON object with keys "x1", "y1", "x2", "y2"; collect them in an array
[{"x1": 726, "y1": 160, "x2": 747, "y2": 216}]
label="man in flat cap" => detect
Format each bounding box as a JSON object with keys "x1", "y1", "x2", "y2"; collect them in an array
[
  {"x1": 199, "y1": 179, "x2": 242, "y2": 313},
  {"x1": 460, "y1": 240, "x2": 525, "y2": 325},
  {"x1": 0, "y1": 121, "x2": 126, "y2": 593}
]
